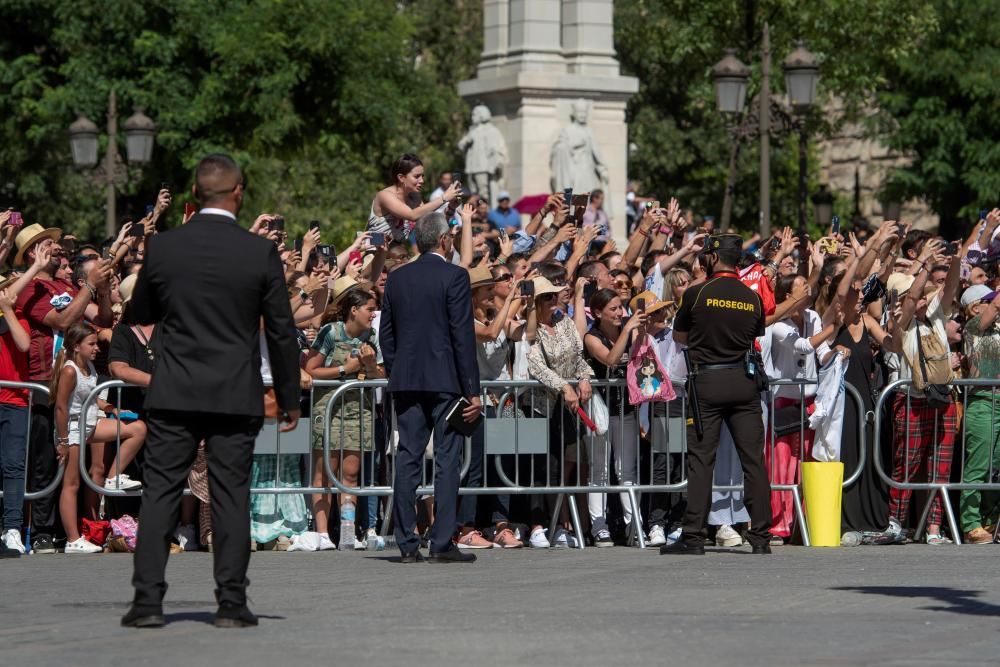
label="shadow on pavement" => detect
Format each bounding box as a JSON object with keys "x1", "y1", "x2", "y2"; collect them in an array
[{"x1": 834, "y1": 586, "x2": 1000, "y2": 616}]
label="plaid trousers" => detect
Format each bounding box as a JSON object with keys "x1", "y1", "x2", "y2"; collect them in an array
[{"x1": 889, "y1": 394, "x2": 957, "y2": 528}]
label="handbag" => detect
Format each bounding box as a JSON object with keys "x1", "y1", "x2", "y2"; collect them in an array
[
  {"x1": 626, "y1": 335, "x2": 675, "y2": 405},
  {"x1": 914, "y1": 324, "x2": 952, "y2": 410}
]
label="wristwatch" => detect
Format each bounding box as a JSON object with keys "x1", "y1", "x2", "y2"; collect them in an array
[
  {"x1": 298, "y1": 289, "x2": 309, "y2": 301},
  {"x1": 338, "y1": 365, "x2": 346, "y2": 378}
]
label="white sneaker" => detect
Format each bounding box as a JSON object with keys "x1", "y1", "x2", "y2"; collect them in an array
[
  {"x1": 64, "y1": 537, "x2": 102, "y2": 554},
  {"x1": 647, "y1": 525, "x2": 667, "y2": 547},
  {"x1": 528, "y1": 527, "x2": 550, "y2": 548},
  {"x1": 2, "y1": 529, "x2": 25, "y2": 554},
  {"x1": 174, "y1": 524, "x2": 198, "y2": 551},
  {"x1": 716, "y1": 524, "x2": 743, "y2": 547},
  {"x1": 104, "y1": 474, "x2": 142, "y2": 490},
  {"x1": 318, "y1": 534, "x2": 336, "y2": 551},
  {"x1": 552, "y1": 527, "x2": 579, "y2": 548},
  {"x1": 665, "y1": 527, "x2": 682, "y2": 545}
]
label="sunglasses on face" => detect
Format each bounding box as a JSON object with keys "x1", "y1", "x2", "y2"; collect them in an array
[
  {"x1": 539, "y1": 293, "x2": 558, "y2": 302},
  {"x1": 494, "y1": 273, "x2": 513, "y2": 282},
  {"x1": 614, "y1": 280, "x2": 631, "y2": 289},
  {"x1": 549, "y1": 279, "x2": 567, "y2": 287}
]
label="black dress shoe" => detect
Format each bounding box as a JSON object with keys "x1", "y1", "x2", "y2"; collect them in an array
[
  {"x1": 428, "y1": 547, "x2": 477, "y2": 563},
  {"x1": 751, "y1": 543, "x2": 772, "y2": 554},
  {"x1": 214, "y1": 602, "x2": 258, "y2": 628},
  {"x1": 400, "y1": 550, "x2": 426, "y2": 563},
  {"x1": 121, "y1": 605, "x2": 165, "y2": 628},
  {"x1": 0, "y1": 544, "x2": 20, "y2": 559},
  {"x1": 659, "y1": 540, "x2": 705, "y2": 555}
]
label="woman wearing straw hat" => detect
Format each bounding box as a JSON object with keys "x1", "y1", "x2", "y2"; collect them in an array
[
  {"x1": 456, "y1": 264, "x2": 529, "y2": 549},
  {"x1": 525, "y1": 276, "x2": 595, "y2": 548}
]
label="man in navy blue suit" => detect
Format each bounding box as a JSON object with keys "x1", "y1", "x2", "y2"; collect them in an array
[{"x1": 379, "y1": 211, "x2": 482, "y2": 563}]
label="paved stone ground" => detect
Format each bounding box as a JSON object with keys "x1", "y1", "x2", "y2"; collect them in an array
[{"x1": 3, "y1": 544, "x2": 999, "y2": 666}]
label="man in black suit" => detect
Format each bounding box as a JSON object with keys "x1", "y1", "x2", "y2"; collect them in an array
[
  {"x1": 121, "y1": 154, "x2": 301, "y2": 628},
  {"x1": 379, "y1": 211, "x2": 482, "y2": 563}
]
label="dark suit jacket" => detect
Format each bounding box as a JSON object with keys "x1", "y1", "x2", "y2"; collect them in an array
[
  {"x1": 379, "y1": 252, "x2": 479, "y2": 397},
  {"x1": 131, "y1": 212, "x2": 300, "y2": 416}
]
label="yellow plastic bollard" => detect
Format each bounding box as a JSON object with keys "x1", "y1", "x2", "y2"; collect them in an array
[{"x1": 801, "y1": 461, "x2": 844, "y2": 547}]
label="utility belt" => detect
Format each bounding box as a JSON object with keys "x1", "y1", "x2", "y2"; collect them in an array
[{"x1": 692, "y1": 351, "x2": 767, "y2": 391}]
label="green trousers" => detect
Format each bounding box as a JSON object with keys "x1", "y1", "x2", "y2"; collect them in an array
[{"x1": 959, "y1": 397, "x2": 1000, "y2": 532}]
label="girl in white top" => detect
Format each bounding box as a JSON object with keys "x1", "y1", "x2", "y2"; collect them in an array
[
  {"x1": 766, "y1": 275, "x2": 842, "y2": 541},
  {"x1": 53, "y1": 323, "x2": 147, "y2": 554},
  {"x1": 770, "y1": 275, "x2": 841, "y2": 399}
]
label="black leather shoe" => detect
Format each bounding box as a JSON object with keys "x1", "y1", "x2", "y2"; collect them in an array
[
  {"x1": 659, "y1": 540, "x2": 705, "y2": 555},
  {"x1": 214, "y1": 602, "x2": 258, "y2": 628},
  {"x1": 751, "y1": 543, "x2": 772, "y2": 554},
  {"x1": 400, "y1": 550, "x2": 426, "y2": 563},
  {"x1": 121, "y1": 605, "x2": 165, "y2": 628},
  {"x1": 0, "y1": 544, "x2": 19, "y2": 559},
  {"x1": 428, "y1": 547, "x2": 477, "y2": 563}
]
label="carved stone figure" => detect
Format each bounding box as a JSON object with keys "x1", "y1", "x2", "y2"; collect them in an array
[
  {"x1": 458, "y1": 104, "x2": 508, "y2": 208},
  {"x1": 550, "y1": 99, "x2": 611, "y2": 214}
]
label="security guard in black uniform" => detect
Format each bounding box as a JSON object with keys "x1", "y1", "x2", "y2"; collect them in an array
[{"x1": 662, "y1": 234, "x2": 772, "y2": 555}]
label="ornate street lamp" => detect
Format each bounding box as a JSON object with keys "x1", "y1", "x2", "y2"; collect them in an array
[
  {"x1": 123, "y1": 107, "x2": 156, "y2": 165},
  {"x1": 68, "y1": 114, "x2": 100, "y2": 169},
  {"x1": 812, "y1": 184, "x2": 834, "y2": 231},
  {"x1": 67, "y1": 91, "x2": 156, "y2": 236},
  {"x1": 782, "y1": 41, "x2": 820, "y2": 110},
  {"x1": 711, "y1": 49, "x2": 750, "y2": 114}
]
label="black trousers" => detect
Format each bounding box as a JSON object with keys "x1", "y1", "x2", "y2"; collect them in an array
[
  {"x1": 392, "y1": 392, "x2": 463, "y2": 555},
  {"x1": 27, "y1": 401, "x2": 57, "y2": 535},
  {"x1": 132, "y1": 410, "x2": 262, "y2": 611},
  {"x1": 681, "y1": 368, "x2": 771, "y2": 546}
]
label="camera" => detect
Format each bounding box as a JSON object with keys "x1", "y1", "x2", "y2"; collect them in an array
[{"x1": 270, "y1": 216, "x2": 285, "y2": 232}]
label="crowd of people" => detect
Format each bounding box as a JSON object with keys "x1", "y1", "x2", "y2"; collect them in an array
[{"x1": 2, "y1": 150, "x2": 999, "y2": 557}]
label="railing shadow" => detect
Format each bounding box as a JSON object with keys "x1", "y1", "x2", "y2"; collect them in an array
[{"x1": 833, "y1": 586, "x2": 1000, "y2": 617}]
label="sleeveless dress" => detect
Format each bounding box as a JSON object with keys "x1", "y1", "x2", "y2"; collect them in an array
[
  {"x1": 66, "y1": 359, "x2": 99, "y2": 446},
  {"x1": 835, "y1": 317, "x2": 890, "y2": 533},
  {"x1": 367, "y1": 198, "x2": 412, "y2": 242}
]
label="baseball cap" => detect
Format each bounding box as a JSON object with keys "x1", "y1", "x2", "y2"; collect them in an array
[
  {"x1": 497, "y1": 191, "x2": 511, "y2": 201},
  {"x1": 961, "y1": 284, "x2": 996, "y2": 307}
]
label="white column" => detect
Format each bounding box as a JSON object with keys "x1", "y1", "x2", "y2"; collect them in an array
[
  {"x1": 561, "y1": 0, "x2": 619, "y2": 75},
  {"x1": 477, "y1": 0, "x2": 509, "y2": 77},
  {"x1": 508, "y1": 0, "x2": 565, "y2": 71}
]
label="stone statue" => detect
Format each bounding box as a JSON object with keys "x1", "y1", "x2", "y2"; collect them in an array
[
  {"x1": 550, "y1": 99, "x2": 610, "y2": 214},
  {"x1": 458, "y1": 104, "x2": 508, "y2": 208}
]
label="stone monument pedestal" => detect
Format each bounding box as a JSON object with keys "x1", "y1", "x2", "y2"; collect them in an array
[{"x1": 459, "y1": 0, "x2": 638, "y2": 240}]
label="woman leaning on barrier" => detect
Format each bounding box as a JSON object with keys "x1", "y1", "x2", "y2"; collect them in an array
[
  {"x1": 582, "y1": 287, "x2": 646, "y2": 547},
  {"x1": 881, "y1": 237, "x2": 962, "y2": 545},
  {"x1": 525, "y1": 276, "x2": 595, "y2": 549},
  {"x1": 766, "y1": 273, "x2": 843, "y2": 544},
  {"x1": 455, "y1": 264, "x2": 531, "y2": 549},
  {"x1": 305, "y1": 287, "x2": 384, "y2": 550},
  {"x1": 958, "y1": 284, "x2": 1000, "y2": 544}
]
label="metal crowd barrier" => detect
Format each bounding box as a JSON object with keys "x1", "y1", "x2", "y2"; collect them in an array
[
  {"x1": 75, "y1": 376, "x2": 866, "y2": 550},
  {"x1": 874, "y1": 378, "x2": 1000, "y2": 546},
  {"x1": 0, "y1": 381, "x2": 64, "y2": 501}
]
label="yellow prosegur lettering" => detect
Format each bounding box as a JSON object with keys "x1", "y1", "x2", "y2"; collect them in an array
[{"x1": 705, "y1": 297, "x2": 755, "y2": 312}]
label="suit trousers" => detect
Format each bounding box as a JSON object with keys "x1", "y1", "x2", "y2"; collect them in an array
[
  {"x1": 681, "y1": 368, "x2": 771, "y2": 547},
  {"x1": 392, "y1": 391, "x2": 463, "y2": 554},
  {"x1": 132, "y1": 410, "x2": 262, "y2": 610}
]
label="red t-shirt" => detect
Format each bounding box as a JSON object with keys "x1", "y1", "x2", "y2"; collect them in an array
[
  {"x1": 0, "y1": 317, "x2": 31, "y2": 406},
  {"x1": 739, "y1": 263, "x2": 776, "y2": 317},
  {"x1": 15, "y1": 278, "x2": 77, "y2": 382}
]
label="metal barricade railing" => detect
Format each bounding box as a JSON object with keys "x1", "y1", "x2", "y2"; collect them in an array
[
  {"x1": 874, "y1": 378, "x2": 1000, "y2": 546},
  {"x1": 0, "y1": 381, "x2": 63, "y2": 501},
  {"x1": 76, "y1": 375, "x2": 867, "y2": 549}
]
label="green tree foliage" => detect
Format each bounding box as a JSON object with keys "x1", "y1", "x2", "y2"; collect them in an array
[
  {"x1": 877, "y1": 0, "x2": 1000, "y2": 239},
  {"x1": 0, "y1": 0, "x2": 480, "y2": 247},
  {"x1": 614, "y1": 0, "x2": 936, "y2": 233}
]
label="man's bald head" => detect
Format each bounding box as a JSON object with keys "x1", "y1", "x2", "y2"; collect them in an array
[{"x1": 193, "y1": 154, "x2": 243, "y2": 208}]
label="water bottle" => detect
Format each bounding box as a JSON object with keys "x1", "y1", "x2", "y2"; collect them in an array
[{"x1": 339, "y1": 501, "x2": 356, "y2": 551}]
